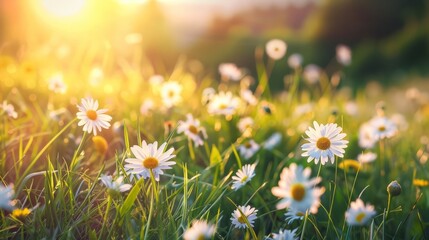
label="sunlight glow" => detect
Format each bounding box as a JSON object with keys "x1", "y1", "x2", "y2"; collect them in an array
[{"x1": 42, "y1": 0, "x2": 86, "y2": 17}]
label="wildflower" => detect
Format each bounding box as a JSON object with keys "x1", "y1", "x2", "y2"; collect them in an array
[
  {"x1": 368, "y1": 116, "x2": 397, "y2": 140},
  {"x1": 219, "y1": 63, "x2": 242, "y2": 81},
  {"x1": 240, "y1": 89, "x2": 258, "y2": 106},
  {"x1": 76, "y1": 97, "x2": 112, "y2": 136},
  {"x1": 294, "y1": 103, "x2": 313, "y2": 117},
  {"x1": 357, "y1": 152, "x2": 377, "y2": 163},
  {"x1": 230, "y1": 205, "x2": 258, "y2": 229},
  {"x1": 336, "y1": 44, "x2": 352, "y2": 66},
  {"x1": 237, "y1": 117, "x2": 254, "y2": 134},
  {"x1": 124, "y1": 141, "x2": 176, "y2": 181},
  {"x1": 92, "y1": 136, "x2": 108, "y2": 155},
  {"x1": 269, "y1": 228, "x2": 298, "y2": 240},
  {"x1": 231, "y1": 164, "x2": 256, "y2": 191},
  {"x1": 140, "y1": 99, "x2": 155, "y2": 115},
  {"x1": 266, "y1": 39, "x2": 287, "y2": 60},
  {"x1": 160, "y1": 81, "x2": 182, "y2": 108},
  {"x1": 303, "y1": 64, "x2": 321, "y2": 84},
  {"x1": 288, "y1": 53, "x2": 303, "y2": 69},
  {"x1": 284, "y1": 209, "x2": 305, "y2": 224},
  {"x1": 345, "y1": 101, "x2": 358, "y2": 116},
  {"x1": 358, "y1": 123, "x2": 377, "y2": 149},
  {"x1": 207, "y1": 91, "x2": 241, "y2": 116},
  {"x1": 301, "y1": 121, "x2": 348, "y2": 165},
  {"x1": 345, "y1": 199, "x2": 376, "y2": 226},
  {"x1": 183, "y1": 220, "x2": 216, "y2": 240},
  {"x1": 100, "y1": 175, "x2": 132, "y2": 193},
  {"x1": 387, "y1": 180, "x2": 402, "y2": 197},
  {"x1": 177, "y1": 114, "x2": 207, "y2": 147},
  {"x1": 271, "y1": 163, "x2": 325, "y2": 214},
  {"x1": 201, "y1": 87, "x2": 216, "y2": 105},
  {"x1": 263, "y1": 132, "x2": 282, "y2": 150},
  {"x1": 11, "y1": 208, "x2": 31, "y2": 221},
  {"x1": 48, "y1": 73, "x2": 67, "y2": 94},
  {"x1": 238, "y1": 140, "x2": 260, "y2": 160},
  {"x1": 0, "y1": 184, "x2": 16, "y2": 211},
  {"x1": 1, "y1": 100, "x2": 18, "y2": 119},
  {"x1": 413, "y1": 179, "x2": 429, "y2": 187},
  {"x1": 339, "y1": 159, "x2": 361, "y2": 171}
]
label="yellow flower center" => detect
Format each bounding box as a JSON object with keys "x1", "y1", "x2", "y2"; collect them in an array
[
  {"x1": 240, "y1": 176, "x2": 248, "y2": 183},
  {"x1": 378, "y1": 126, "x2": 386, "y2": 132},
  {"x1": 86, "y1": 110, "x2": 98, "y2": 120},
  {"x1": 355, "y1": 212, "x2": 366, "y2": 223},
  {"x1": 168, "y1": 90, "x2": 175, "y2": 98},
  {"x1": 296, "y1": 211, "x2": 305, "y2": 217},
  {"x1": 245, "y1": 142, "x2": 252, "y2": 149},
  {"x1": 237, "y1": 215, "x2": 246, "y2": 224},
  {"x1": 197, "y1": 235, "x2": 205, "y2": 240},
  {"x1": 291, "y1": 183, "x2": 306, "y2": 201},
  {"x1": 218, "y1": 103, "x2": 228, "y2": 110},
  {"x1": 12, "y1": 208, "x2": 31, "y2": 219},
  {"x1": 188, "y1": 125, "x2": 198, "y2": 134},
  {"x1": 143, "y1": 157, "x2": 159, "y2": 169},
  {"x1": 316, "y1": 137, "x2": 331, "y2": 150}
]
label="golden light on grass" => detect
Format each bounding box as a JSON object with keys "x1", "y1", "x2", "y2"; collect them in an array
[{"x1": 41, "y1": 0, "x2": 86, "y2": 18}]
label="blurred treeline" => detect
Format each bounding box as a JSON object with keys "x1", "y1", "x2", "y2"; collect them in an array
[
  {"x1": 1, "y1": 0, "x2": 428, "y2": 88},
  {"x1": 188, "y1": 0, "x2": 429, "y2": 88}
]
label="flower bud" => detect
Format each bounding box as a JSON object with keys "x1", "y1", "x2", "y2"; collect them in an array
[{"x1": 387, "y1": 180, "x2": 402, "y2": 197}]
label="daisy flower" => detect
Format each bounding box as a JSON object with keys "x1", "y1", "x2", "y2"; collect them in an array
[
  {"x1": 76, "y1": 97, "x2": 112, "y2": 136},
  {"x1": 269, "y1": 228, "x2": 298, "y2": 240},
  {"x1": 238, "y1": 140, "x2": 260, "y2": 160},
  {"x1": 160, "y1": 81, "x2": 182, "y2": 108},
  {"x1": 201, "y1": 87, "x2": 216, "y2": 105},
  {"x1": 219, "y1": 63, "x2": 242, "y2": 81},
  {"x1": 240, "y1": 89, "x2": 258, "y2": 106},
  {"x1": 345, "y1": 198, "x2": 376, "y2": 226},
  {"x1": 207, "y1": 91, "x2": 241, "y2": 116},
  {"x1": 266, "y1": 39, "x2": 287, "y2": 60},
  {"x1": 271, "y1": 163, "x2": 325, "y2": 214},
  {"x1": 100, "y1": 175, "x2": 132, "y2": 193},
  {"x1": 336, "y1": 44, "x2": 352, "y2": 66},
  {"x1": 140, "y1": 99, "x2": 155, "y2": 115},
  {"x1": 303, "y1": 64, "x2": 321, "y2": 84},
  {"x1": 237, "y1": 117, "x2": 254, "y2": 134},
  {"x1": 177, "y1": 114, "x2": 207, "y2": 147},
  {"x1": 357, "y1": 152, "x2": 377, "y2": 164},
  {"x1": 0, "y1": 184, "x2": 16, "y2": 211},
  {"x1": 263, "y1": 132, "x2": 282, "y2": 150},
  {"x1": 358, "y1": 123, "x2": 377, "y2": 149},
  {"x1": 288, "y1": 53, "x2": 303, "y2": 69},
  {"x1": 231, "y1": 163, "x2": 256, "y2": 191},
  {"x1": 301, "y1": 121, "x2": 348, "y2": 165},
  {"x1": 230, "y1": 205, "x2": 258, "y2": 229},
  {"x1": 368, "y1": 116, "x2": 397, "y2": 140},
  {"x1": 48, "y1": 73, "x2": 67, "y2": 94},
  {"x1": 183, "y1": 220, "x2": 216, "y2": 240},
  {"x1": 284, "y1": 208, "x2": 305, "y2": 224},
  {"x1": 124, "y1": 141, "x2": 176, "y2": 181},
  {"x1": 1, "y1": 100, "x2": 18, "y2": 119}
]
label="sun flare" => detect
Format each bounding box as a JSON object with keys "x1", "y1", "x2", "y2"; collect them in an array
[{"x1": 41, "y1": 0, "x2": 86, "y2": 18}]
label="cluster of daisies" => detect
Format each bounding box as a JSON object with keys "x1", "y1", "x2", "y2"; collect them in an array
[
  {"x1": 1, "y1": 39, "x2": 400, "y2": 239},
  {"x1": 71, "y1": 92, "x2": 377, "y2": 238}
]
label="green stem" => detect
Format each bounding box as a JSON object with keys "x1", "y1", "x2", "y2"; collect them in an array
[
  {"x1": 300, "y1": 210, "x2": 309, "y2": 240},
  {"x1": 100, "y1": 195, "x2": 112, "y2": 237}
]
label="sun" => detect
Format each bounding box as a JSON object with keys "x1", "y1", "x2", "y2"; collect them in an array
[{"x1": 41, "y1": 0, "x2": 86, "y2": 18}]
